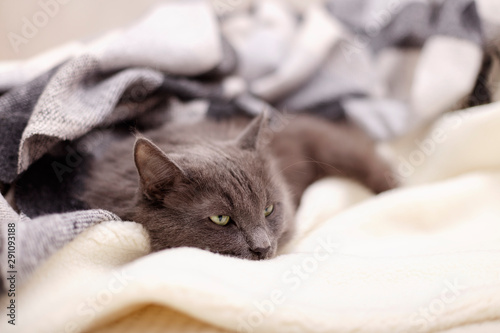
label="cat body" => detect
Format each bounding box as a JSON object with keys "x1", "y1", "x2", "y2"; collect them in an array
[{"x1": 80, "y1": 113, "x2": 392, "y2": 259}]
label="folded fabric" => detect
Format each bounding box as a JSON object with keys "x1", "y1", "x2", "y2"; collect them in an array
[
  {"x1": 91, "y1": 1, "x2": 222, "y2": 75},
  {"x1": 0, "y1": 193, "x2": 120, "y2": 290}
]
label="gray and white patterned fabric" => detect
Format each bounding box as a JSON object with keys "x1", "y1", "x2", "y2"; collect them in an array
[{"x1": 0, "y1": 0, "x2": 497, "y2": 292}]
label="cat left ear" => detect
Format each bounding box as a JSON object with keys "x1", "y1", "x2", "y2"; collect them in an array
[
  {"x1": 134, "y1": 138, "x2": 185, "y2": 201},
  {"x1": 236, "y1": 110, "x2": 268, "y2": 151}
]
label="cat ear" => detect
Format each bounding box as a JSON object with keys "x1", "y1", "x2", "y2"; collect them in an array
[
  {"x1": 236, "y1": 110, "x2": 268, "y2": 151},
  {"x1": 134, "y1": 138, "x2": 185, "y2": 200}
]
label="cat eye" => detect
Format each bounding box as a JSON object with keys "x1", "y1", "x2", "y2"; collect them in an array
[
  {"x1": 209, "y1": 215, "x2": 230, "y2": 226},
  {"x1": 264, "y1": 204, "x2": 274, "y2": 217}
]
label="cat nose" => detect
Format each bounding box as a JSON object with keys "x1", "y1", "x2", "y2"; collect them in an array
[
  {"x1": 248, "y1": 227, "x2": 271, "y2": 259},
  {"x1": 250, "y1": 245, "x2": 271, "y2": 259}
]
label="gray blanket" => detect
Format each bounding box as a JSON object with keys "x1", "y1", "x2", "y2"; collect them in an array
[{"x1": 0, "y1": 0, "x2": 497, "y2": 292}]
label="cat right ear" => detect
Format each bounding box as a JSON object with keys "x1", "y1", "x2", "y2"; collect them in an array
[
  {"x1": 134, "y1": 138, "x2": 185, "y2": 201},
  {"x1": 236, "y1": 110, "x2": 268, "y2": 151}
]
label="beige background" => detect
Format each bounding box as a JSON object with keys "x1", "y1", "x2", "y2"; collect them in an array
[{"x1": 0, "y1": 0, "x2": 167, "y2": 60}]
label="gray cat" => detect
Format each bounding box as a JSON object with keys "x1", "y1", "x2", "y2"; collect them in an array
[{"x1": 80, "y1": 113, "x2": 393, "y2": 260}]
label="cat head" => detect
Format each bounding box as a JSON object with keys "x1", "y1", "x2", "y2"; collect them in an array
[{"x1": 132, "y1": 113, "x2": 294, "y2": 260}]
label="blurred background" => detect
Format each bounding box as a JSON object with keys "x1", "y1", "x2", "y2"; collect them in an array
[
  {"x1": 0, "y1": 0, "x2": 169, "y2": 60},
  {"x1": 0, "y1": 0, "x2": 329, "y2": 60},
  {"x1": 1, "y1": 0, "x2": 499, "y2": 61}
]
